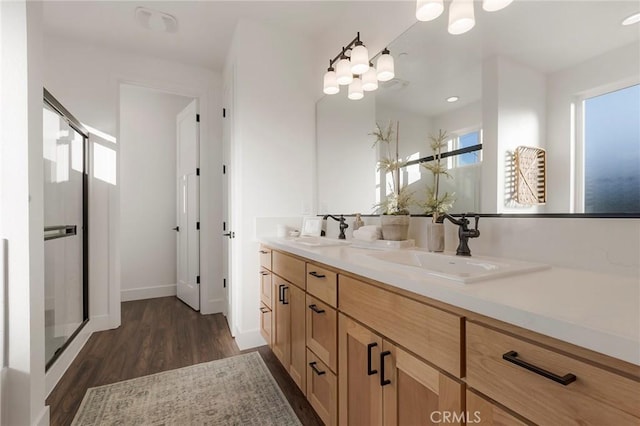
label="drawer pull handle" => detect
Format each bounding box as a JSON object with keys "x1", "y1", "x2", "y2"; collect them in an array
[
  {"x1": 502, "y1": 350, "x2": 577, "y2": 386},
  {"x1": 308, "y1": 271, "x2": 326, "y2": 279},
  {"x1": 308, "y1": 304, "x2": 325, "y2": 314},
  {"x1": 309, "y1": 361, "x2": 326, "y2": 376},
  {"x1": 367, "y1": 342, "x2": 378, "y2": 375},
  {"x1": 259, "y1": 307, "x2": 269, "y2": 313},
  {"x1": 260, "y1": 271, "x2": 269, "y2": 276},
  {"x1": 278, "y1": 284, "x2": 285, "y2": 303},
  {"x1": 259, "y1": 250, "x2": 269, "y2": 254},
  {"x1": 380, "y1": 351, "x2": 392, "y2": 386}
]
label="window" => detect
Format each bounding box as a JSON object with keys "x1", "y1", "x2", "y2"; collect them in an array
[
  {"x1": 583, "y1": 84, "x2": 640, "y2": 213},
  {"x1": 447, "y1": 129, "x2": 482, "y2": 168}
]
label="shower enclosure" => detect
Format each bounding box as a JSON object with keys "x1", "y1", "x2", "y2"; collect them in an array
[{"x1": 43, "y1": 89, "x2": 88, "y2": 370}]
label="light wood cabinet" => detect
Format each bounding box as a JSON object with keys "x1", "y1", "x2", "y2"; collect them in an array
[
  {"x1": 259, "y1": 302, "x2": 272, "y2": 345},
  {"x1": 289, "y1": 283, "x2": 307, "y2": 395},
  {"x1": 465, "y1": 390, "x2": 527, "y2": 426},
  {"x1": 273, "y1": 251, "x2": 305, "y2": 290},
  {"x1": 259, "y1": 269, "x2": 272, "y2": 308},
  {"x1": 306, "y1": 294, "x2": 337, "y2": 373},
  {"x1": 259, "y1": 246, "x2": 272, "y2": 270},
  {"x1": 307, "y1": 349, "x2": 338, "y2": 426},
  {"x1": 272, "y1": 275, "x2": 291, "y2": 369},
  {"x1": 306, "y1": 263, "x2": 338, "y2": 307}
]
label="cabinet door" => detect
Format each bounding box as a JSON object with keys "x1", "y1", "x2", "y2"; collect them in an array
[
  {"x1": 382, "y1": 341, "x2": 464, "y2": 426},
  {"x1": 259, "y1": 303, "x2": 272, "y2": 345},
  {"x1": 307, "y1": 349, "x2": 338, "y2": 426},
  {"x1": 306, "y1": 294, "x2": 337, "y2": 372},
  {"x1": 339, "y1": 314, "x2": 383, "y2": 426},
  {"x1": 272, "y1": 276, "x2": 291, "y2": 369},
  {"x1": 466, "y1": 390, "x2": 527, "y2": 426},
  {"x1": 260, "y1": 269, "x2": 272, "y2": 308},
  {"x1": 289, "y1": 283, "x2": 306, "y2": 395}
]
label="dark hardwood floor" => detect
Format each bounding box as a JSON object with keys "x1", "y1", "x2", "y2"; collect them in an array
[{"x1": 46, "y1": 296, "x2": 322, "y2": 426}]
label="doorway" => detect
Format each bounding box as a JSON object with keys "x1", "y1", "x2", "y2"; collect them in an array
[{"x1": 119, "y1": 84, "x2": 199, "y2": 309}]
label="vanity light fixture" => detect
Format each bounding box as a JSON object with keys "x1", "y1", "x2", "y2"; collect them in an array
[
  {"x1": 446, "y1": 96, "x2": 459, "y2": 103},
  {"x1": 482, "y1": 0, "x2": 513, "y2": 12},
  {"x1": 416, "y1": 0, "x2": 513, "y2": 36},
  {"x1": 448, "y1": 0, "x2": 476, "y2": 35},
  {"x1": 416, "y1": 0, "x2": 444, "y2": 21},
  {"x1": 622, "y1": 12, "x2": 640, "y2": 26},
  {"x1": 323, "y1": 32, "x2": 394, "y2": 100}
]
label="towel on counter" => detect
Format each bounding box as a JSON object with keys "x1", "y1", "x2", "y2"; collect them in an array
[{"x1": 353, "y1": 225, "x2": 382, "y2": 241}]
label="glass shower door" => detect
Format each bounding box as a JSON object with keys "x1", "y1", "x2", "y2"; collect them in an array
[{"x1": 43, "y1": 93, "x2": 88, "y2": 369}]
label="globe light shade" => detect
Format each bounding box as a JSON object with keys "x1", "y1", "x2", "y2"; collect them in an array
[
  {"x1": 323, "y1": 69, "x2": 339, "y2": 95},
  {"x1": 482, "y1": 0, "x2": 513, "y2": 12},
  {"x1": 416, "y1": 0, "x2": 444, "y2": 21},
  {"x1": 336, "y1": 58, "x2": 353, "y2": 85},
  {"x1": 348, "y1": 77, "x2": 364, "y2": 100},
  {"x1": 448, "y1": 0, "x2": 476, "y2": 35},
  {"x1": 350, "y1": 44, "x2": 370, "y2": 75},
  {"x1": 362, "y1": 67, "x2": 378, "y2": 91},
  {"x1": 376, "y1": 50, "x2": 395, "y2": 82}
]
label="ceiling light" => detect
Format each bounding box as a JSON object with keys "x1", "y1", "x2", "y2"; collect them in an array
[
  {"x1": 377, "y1": 48, "x2": 395, "y2": 82},
  {"x1": 323, "y1": 65, "x2": 339, "y2": 95},
  {"x1": 362, "y1": 65, "x2": 378, "y2": 91},
  {"x1": 348, "y1": 77, "x2": 364, "y2": 100},
  {"x1": 482, "y1": 0, "x2": 513, "y2": 12},
  {"x1": 622, "y1": 12, "x2": 640, "y2": 26},
  {"x1": 446, "y1": 96, "x2": 459, "y2": 103},
  {"x1": 416, "y1": 0, "x2": 444, "y2": 22},
  {"x1": 448, "y1": 0, "x2": 476, "y2": 35},
  {"x1": 135, "y1": 7, "x2": 177, "y2": 33},
  {"x1": 350, "y1": 41, "x2": 370, "y2": 75}
]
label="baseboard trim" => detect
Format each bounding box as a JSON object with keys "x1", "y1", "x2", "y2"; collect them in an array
[
  {"x1": 45, "y1": 315, "x2": 110, "y2": 397},
  {"x1": 34, "y1": 404, "x2": 50, "y2": 426},
  {"x1": 234, "y1": 329, "x2": 266, "y2": 350},
  {"x1": 120, "y1": 284, "x2": 176, "y2": 302}
]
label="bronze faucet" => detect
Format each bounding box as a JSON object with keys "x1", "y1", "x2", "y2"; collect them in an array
[{"x1": 443, "y1": 213, "x2": 480, "y2": 256}]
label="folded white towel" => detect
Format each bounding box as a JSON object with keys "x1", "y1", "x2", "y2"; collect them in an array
[{"x1": 353, "y1": 226, "x2": 382, "y2": 242}]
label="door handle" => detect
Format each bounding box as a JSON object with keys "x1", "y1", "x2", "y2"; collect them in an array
[
  {"x1": 172, "y1": 226, "x2": 179, "y2": 232},
  {"x1": 223, "y1": 232, "x2": 235, "y2": 238},
  {"x1": 380, "y1": 350, "x2": 392, "y2": 386},
  {"x1": 282, "y1": 286, "x2": 289, "y2": 305},
  {"x1": 367, "y1": 342, "x2": 378, "y2": 375}
]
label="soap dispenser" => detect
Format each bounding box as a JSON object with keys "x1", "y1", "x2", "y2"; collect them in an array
[{"x1": 353, "y1": 213, "x2": 364, "y2": 231}]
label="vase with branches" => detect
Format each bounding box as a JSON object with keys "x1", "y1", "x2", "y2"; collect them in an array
[
  {"x1": 421, "y1": 129, "x2": 455, "y2": 223},
  {"x1": 371, "y1": 121, "x2": 412, "y2": 215}
]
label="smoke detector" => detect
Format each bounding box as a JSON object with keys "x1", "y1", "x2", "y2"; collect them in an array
[{"x1": 135, "y1": 7, "x2": 178, "y2": 33}]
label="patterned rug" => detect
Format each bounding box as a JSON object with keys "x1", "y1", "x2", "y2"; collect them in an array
[{"x1": 71, "y1": 352, "x2": 301, "y2": 425}]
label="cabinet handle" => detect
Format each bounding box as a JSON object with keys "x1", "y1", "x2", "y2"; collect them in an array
[
  {"x1": 278, "y1": 284, "x2": 285, "y2": 303},
  {"x1": 308, "y1": 304, "x2": 325, "y2": 314},
  {"x1": 380, "y1": 350, "x2": 392, "y2": 386},
  {"x1": 259, "y1": 250, "x2": 269, "y2": 254},
  {"x1": 260, "y1": 271, "x2": 269, "y2": 276},
  {"x1": 259, "y1": 307, "x2": 269, "y2": 314},
  {"x1": 367, "y1": 342, "x2": 378, "y2": 375},
  {"x1": 308, "y1": 271, "x2": 326, "y2": 279},
  {"x1": 309, "y1": 361, "x2": 326, "y2": 376},
  {"x1": 502, "y1": 350, "x2": 577, "y2": 386},
  {"x1": 282, "y1": 286, "x2": 289, "y2": 305}
]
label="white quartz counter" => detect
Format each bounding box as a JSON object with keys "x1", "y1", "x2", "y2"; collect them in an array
[{"x1": 260, "y1": 237, "x2": 640, "y2": 366}]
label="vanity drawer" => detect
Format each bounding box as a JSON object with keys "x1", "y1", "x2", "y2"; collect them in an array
[
  {"x1": 259, "y1": 246, "x2": 272, "y2": 270},
  {"x1": 466, "y1": 322, "x2": 640, "y2": 425},
  {"x1": 260, "y1": 269, "x2": 272, "y2": 308},
  {"x1": 306, "y1": 348, "x2": 338, "y2": 426},
  {"x1": 306, "y1": 294, "x2": 337, "y2": 372},
  {"x1": 306, "y1": 263, "x2": 337, "y2": 307},
  {"x1": 339, "y1": 274, "x2": 463, "y2": 377},
  {"x1": 259, "y1": 303, "x2": 272, "y2": 346},
  {"x1": 273, "y1": 251, "x2": 306, "y2": 290}
]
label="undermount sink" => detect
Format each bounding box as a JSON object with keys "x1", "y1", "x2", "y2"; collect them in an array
[
  {"x1": 289, "y1": 236, "x2": 351, "y2": 247},
  {"x1": 365, "y1": 250, "x2": 549, "y2": 283}
]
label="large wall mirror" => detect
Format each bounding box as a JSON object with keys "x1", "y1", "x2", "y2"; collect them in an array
[{"x1": 316, "y1": 1, "x2": 640, "y2": 216}]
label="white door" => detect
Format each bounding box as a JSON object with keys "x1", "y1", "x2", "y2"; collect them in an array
[
  {"x1": 222, "y1": 81, "x2": 233, "y2": 320},
  {"x1": 176, "y1": 99, "x2": 200, "y2": 310}
]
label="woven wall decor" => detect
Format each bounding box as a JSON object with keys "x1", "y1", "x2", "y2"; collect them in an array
[{"x1": 514, "y1": 146, "x2": 546, "y2": 205}]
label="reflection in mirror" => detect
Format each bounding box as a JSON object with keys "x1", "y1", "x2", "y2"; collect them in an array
[{"x1": 316, "y1": 0, "x2": 640, "y2": 216}]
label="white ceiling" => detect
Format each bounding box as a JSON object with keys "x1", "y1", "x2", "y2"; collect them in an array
[{"x1": 42, "y1": 0, "x2": 414, "y2": 71}]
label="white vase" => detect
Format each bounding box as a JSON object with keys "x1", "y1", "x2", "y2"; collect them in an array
[
  {"x1": 427, "y1": 222, "x2": 445, "y2": 252},
  {"x1": 380, "y1": 214, "x2": 410, "y2": 241}
]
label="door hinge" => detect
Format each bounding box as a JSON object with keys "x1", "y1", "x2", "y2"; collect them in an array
[
  {"x1": 196, "y1": 168, "x2": 200, "y2": 176},
  {"x1": 196, "y1": 275, "x2": 200, "y2": 284},
  {"x1": 223, "y1": 108, "x2": 226, "y2": 118},
  {"x1": 223, "y1": 278, "x2": 227, "y2": 288},
  {"x1": 223, "y1": 164, "x2": 226, "y2": 174},
  {"x1": 223, "y1": 221, "x2": 226, "y2": 231},
  {"x1": 196, "y1": 114, "x2": 200, "y2": 122},
  {"x1": 196, "y1": 221, "x2": 200, "y2": 230}
]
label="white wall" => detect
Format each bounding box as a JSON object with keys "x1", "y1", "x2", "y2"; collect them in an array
[
  {"x1": 1, "y1": 1, "x2": 48, "y2": 424},
  {"x1": 225, "y1": 19, "x2": 316, "y2": 348},
  {"x1": 42, "y1": 34, "x2": 224, "y2": 326},
  {"x1": 119, "y1": 85, "x2": 192, "y2": 301},
  {"x1": 546, "y1": 42, "x2": 640, "y2": 212}
]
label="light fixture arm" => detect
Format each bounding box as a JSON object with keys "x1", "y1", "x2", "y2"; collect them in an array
[{"x1": 328, "y1": 32, "x2": 362, "y2": 68}]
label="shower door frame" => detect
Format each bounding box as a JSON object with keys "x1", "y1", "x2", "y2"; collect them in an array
[{"x1": 44, "y1": 88, "x2": 89, "y2": 371}]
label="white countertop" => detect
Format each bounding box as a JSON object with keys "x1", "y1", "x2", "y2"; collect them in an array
[{"x1": 261, "y1": 237, "x2": 640, "y2": 366}]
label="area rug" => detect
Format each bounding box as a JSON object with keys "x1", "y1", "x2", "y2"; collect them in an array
[{"x1": 71, "y1": 352, "x2": 301, "y2": 425}]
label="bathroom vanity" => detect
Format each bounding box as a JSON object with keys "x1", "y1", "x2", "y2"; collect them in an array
[{"x1": 258, "y1": 240, "x2": 639, "y2": 425}]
